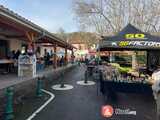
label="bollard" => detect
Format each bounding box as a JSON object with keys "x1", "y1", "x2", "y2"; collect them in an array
[
  {"x1": 99, "y1": 71, "x2": 104, "y2": 94},
  {"x1": 96, "y1": 70, "x2": 101, "y2": 96},
  {"x1": 60, "y1": 83, "x2": 65, "y2": 88},
  {"x1": 60, "y1": 71, "x2": 65, "y2": 88},
  {"x1": 36, "y1": 77, "x2": 43, "y2": 97},
  {"x1": 5, "y1": 87, "x2": 14, "y2": 120},
  {"x1": 84, "y1": 70, "x2": 88, "y2": 83}
]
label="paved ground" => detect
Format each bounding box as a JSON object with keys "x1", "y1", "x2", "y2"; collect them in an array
[{"x1": 26, "y1": 65, "x2": 156, "y2": 120}]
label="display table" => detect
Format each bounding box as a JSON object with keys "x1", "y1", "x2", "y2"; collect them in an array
[
  {"x1": 0, "y1": 59, "x2": 14, "y2": 64},
  {"x1": 100, "y1": 80, "x2": 153, "y2": 95},
  {"x1": 0, "y1": 59, "x2": 14, "y2": 73}
]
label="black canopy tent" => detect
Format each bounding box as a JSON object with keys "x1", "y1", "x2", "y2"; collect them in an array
[
  {"x1": 100, "y1": 24, "x2": 160, "y2": 51},
  {"x1": 99, "y1": 24, "x2": 160, "y2": 74}
]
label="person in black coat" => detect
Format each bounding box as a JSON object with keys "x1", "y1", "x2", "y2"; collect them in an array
[
  {"x1": 15, "y1": 49, "x2": 21, "y2": 59},
  {"x1": 60, "y1": 56, "x2": 64, "y2": 66}
]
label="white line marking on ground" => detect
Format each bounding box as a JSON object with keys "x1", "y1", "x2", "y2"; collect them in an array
[
  {"x1": 77, "y1": 81, "x2": 96, "y2": 85},
  {"x1": 26, "y1": 89, "x2": 55, "y2": 120},
  {"x1": 52, "y1": 84, "x2": 74, "y2": 90}
]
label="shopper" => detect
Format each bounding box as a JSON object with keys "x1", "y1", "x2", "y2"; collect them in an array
[
  {"x1": 60, "y1": 56, "x2": 64, "y2": 66},
  {"x1": 152, "y1": 70, "x2": 160, "y2": 120},
  {"x1": 44, "y1": 49, "x2": 50, "y2": 67},
  {"x1": 15, "y1": 49, "x2": 21, "y2": 59},
  {"x1": 10, "y1": 50, "x2": 16, "y2": 59}
]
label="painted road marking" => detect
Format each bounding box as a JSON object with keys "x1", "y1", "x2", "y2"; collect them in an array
[
  {"x1": 76, "y1": 80, "x2": 96, "y2": 86},
  {"x1": 52, "y1": 84, "x2": 74, "y2": 90},
  {"x1": 26, "y1": 89, "x2": 55, "y2": 120}
]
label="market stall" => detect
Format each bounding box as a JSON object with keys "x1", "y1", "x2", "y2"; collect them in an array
[{"x1": 98, "y1": 24, "x2": 160, "y2": 97}]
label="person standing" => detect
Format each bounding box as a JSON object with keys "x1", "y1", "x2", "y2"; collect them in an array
[
  {"x1": 60, "y1": 56, "x2": 64, "y2": 66},
  {"x1": 44, "y1": 49, "x2": 48, "y2": 67},
  {"x1": 15, "y1": 49, "x2": 21, "y2": 59},
  {"x1": 85, "y1": 58, "x2": 89, "y2": 65},
  {"x1": 152, "y1": 70, "x2": 160, "y2": 120},
  {"x1": 10, "y1": 50, "x2": 16, "y2": 59},
  {"x1": 50, "y1": 50, "x2": 53, "y2": 58}
]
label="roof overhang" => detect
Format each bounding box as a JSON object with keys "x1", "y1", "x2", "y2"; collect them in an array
[{"x1": 0, "y1": 5, "x2": 74, "y2": 50}]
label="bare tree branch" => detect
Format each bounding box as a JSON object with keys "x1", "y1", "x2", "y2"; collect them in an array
[{"x1": 72, "y1": 0, "x2": 160, "y2": 35}]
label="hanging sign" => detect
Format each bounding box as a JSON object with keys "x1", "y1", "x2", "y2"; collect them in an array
[{"x1": 118, "y1": 41, "x2": 160, "y2": 47}]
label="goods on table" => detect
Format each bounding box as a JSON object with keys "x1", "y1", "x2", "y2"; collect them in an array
[
  {"x1": 110, "y1": 63, "x2": 131, "y2": 74},
  {"x1": 98, "y1": 65, "x2": 120, "y2": 81},
  {"x1": 98, "y1": 64, "x2": 152, "y2": 84}
]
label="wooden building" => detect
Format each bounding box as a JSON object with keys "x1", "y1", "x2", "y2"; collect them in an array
[{"x1": 0, "y1": 5, "x2": 75, "y2": 70}]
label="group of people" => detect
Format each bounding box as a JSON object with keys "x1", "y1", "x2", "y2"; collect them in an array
[
  {"x1": 36, "y1": 49, "x2": 65, "y2": 69},
  {"x1": 8, "y1": 49, "x2": 21, "y2": 60},
  {"x1": 43, "y1": 49, "x2": 52, "y2": 67},
  {"x1": 6, "y1": 48, "x2": 68, "y2": 72}
]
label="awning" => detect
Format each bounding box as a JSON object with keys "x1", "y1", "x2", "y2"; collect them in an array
[{"x1": 99, "y1": 24, "x2": 160, "y2": 51}]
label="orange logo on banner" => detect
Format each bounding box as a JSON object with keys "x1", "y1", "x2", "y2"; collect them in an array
[{"x1": 101, "y1": 105, "x2": 114, "y2": 118}]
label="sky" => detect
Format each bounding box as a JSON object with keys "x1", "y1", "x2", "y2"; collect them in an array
[{"x1": 0, "y1": 0, "x2": 78, "y2": 33}]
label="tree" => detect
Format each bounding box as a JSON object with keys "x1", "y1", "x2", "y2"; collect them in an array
[
  {"x1": 68, "y1": 32, "x2": 98, "y2": 48},
  {"x1": 56, "y1": 27, "x2": 68, "y2": 42},
  {"x1": 72, "y1": 0, "x2": 160, "y2": 35}
]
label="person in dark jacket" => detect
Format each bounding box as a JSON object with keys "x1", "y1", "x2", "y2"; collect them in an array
[
  {"x1": 44, "y1": 49, "x2": 50, "y2": 67},
  {"x1": 15, "y1": 49, "x2": 21, "y2": 59},
  {"x1": 60, "y1": 56, "x2": 64, "y2": 66}
]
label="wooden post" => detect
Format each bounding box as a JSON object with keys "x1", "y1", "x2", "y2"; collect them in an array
[
  {"x1": 53, "y1": 45, "x2": 57, "y2": 69},
  {"x1": 71, "y1": 49, "x2": 74, "y2": 64},
  {"x1": 25, "y1": 32, "x2": 35, "y2": 52},
  {"x1": 65, "y1": 48, "x2": 68, "y2": 65}
]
